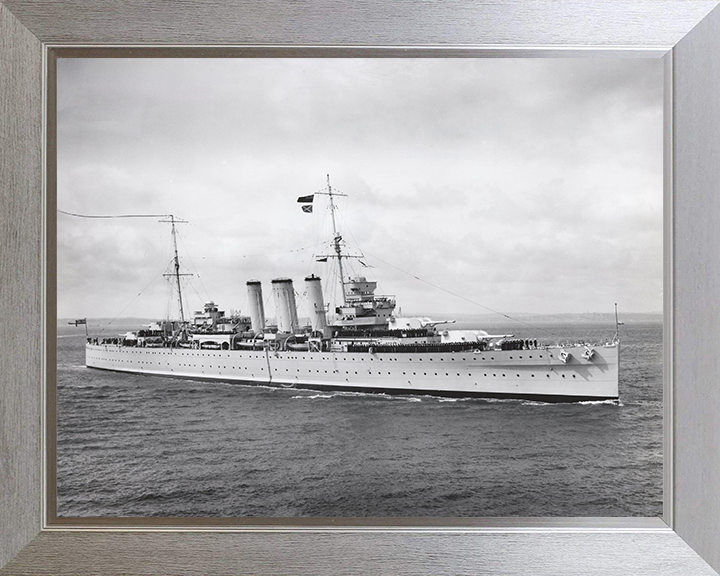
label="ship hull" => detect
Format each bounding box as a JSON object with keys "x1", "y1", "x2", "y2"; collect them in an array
[{"x1": 86, "y1": 342, "x2": 619, "y2": 402}]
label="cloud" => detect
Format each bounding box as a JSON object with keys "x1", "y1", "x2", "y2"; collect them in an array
[{"x1": 57, "y1": 58, "x2": 663, "y2": 319}]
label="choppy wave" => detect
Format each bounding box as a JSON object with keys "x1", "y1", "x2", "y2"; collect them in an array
[
  {"x1": 577, "y1": 399, "x2": 624, "y2": 406},
  {"x1": 55, "y1": 320, "x2": 663, "y2": 518}
]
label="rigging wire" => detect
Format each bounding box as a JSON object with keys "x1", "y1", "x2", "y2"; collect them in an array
[
  {"x1": 338, "y1": 202, "x2": 375, "y2": 279},
  {"x1": 176, "y1": 232, "x2": 210, "y2": 303},
  {"x1": 60, "y1": 206, "x2": 317, "y2": 262},
  {"x1": 184, "y1": 279, "x2": 206, "y2": 310},
  {"x1": 356, "y1": 246, "x2": 555, "y2": 336},
  {"x1": 96, "y1": 262, "x2": 173, "y2": 335},
  {"x1": 58, "y1": 210, "x2": 172, "y2": 219},
  {"x1": 235, "y1": 293, "x2": 248, "y2": 318},
  {"x1": 195, "y1": 245, "x2": 316, "y2": 260},
  {"x1": 59, "y1": 210, "x2": 182, "y2": 329},
  {"x1": 307, "y1": 196, "x2": 336, "y2": 319},
  {"x1": 60, "y1": 207, "x2": 316, "y2": 320},
  {"x1": 311, "y1": 190, "x2": 543, "y2": 331}
]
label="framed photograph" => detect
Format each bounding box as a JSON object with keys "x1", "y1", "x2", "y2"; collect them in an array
[
  {"x1": 2, "y1": 2, "x2": 720, "y2": 575},
  {"x1": 52, "y1": 54, "x2": 662, "y2": 522}
]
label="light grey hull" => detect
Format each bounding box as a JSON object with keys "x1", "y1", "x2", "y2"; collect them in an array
[{"x1": 86, "y1": 342, "x2": 619, "y2": 401}]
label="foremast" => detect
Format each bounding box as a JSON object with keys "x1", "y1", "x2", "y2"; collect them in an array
[
  {"x1": 310, "y1": 176, "x2": 396, "y2": 328},
  {"x1": 315, "y1": 174, "x2": 348, "y2": 305}
]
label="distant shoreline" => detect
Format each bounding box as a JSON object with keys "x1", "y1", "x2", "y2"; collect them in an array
[{"x1": 58, "y1": 312, "x2": 663, "y2": 326}]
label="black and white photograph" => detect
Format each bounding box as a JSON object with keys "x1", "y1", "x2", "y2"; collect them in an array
[{"x1": 56, "y1": 57, "x2": 663, "y2": 518}]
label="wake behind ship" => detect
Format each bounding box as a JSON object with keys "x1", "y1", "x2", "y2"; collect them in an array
[{"x1": 85, "y1": 178, "x2": 620, "y2": 402}]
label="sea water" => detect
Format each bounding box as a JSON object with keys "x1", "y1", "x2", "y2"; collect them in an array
[{"x1": 56, "y1": 320, "x2": 662, "y2": 517}]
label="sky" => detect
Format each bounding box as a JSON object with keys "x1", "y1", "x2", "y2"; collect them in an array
[{"x1": 56, "y1": 58, "x2": 663, "y2": 321}]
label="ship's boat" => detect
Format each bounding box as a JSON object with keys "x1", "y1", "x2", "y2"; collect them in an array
[{"x1": 86, "y1": 177, "x2": 620, "y2": 402}]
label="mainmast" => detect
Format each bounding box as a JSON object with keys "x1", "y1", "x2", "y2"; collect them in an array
[{"x1": 161, "y1": 215, "x2": 189, "y2": 323}]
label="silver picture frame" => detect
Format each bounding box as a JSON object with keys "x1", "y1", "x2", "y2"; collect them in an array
[{"x1": 2, "y1": 1, "x2": 720, "y2": 574}]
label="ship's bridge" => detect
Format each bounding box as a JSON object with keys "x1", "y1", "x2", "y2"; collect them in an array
[
  {"x1": 334, "y1": 276, "x2": 397, "y2": 326},
  {"x1": 192, "y1": 301, "x2": 224, "y2": 328},
  {"x1": 344, "y1": 277, "x2": 378, "y2": 301}
]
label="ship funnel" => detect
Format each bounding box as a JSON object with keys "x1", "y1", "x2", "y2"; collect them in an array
[
  {"x1": 246, "y1": 280, "x2": 266, "y2": 334},
  {"x1": 271, "y1": 278, "x2": 300, "y2": 334},
  {"x1": 305, "y1": 275, "x2": 327, "y2": 333}
]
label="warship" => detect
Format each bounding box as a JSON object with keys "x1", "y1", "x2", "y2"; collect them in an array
[{"x1": 85, "y1": 178, "x2": 620, "y2": 402}]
